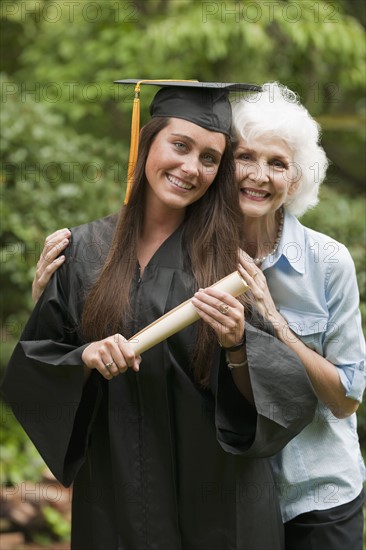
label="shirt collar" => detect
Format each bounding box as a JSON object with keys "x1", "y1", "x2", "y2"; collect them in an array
[{"x1": 261, "y1": 209, "x2": 306, "y2": 274}]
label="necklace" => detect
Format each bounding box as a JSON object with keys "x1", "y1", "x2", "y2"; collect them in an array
[{"x1": 253, "y1": 207, "x2": 284, "y2": 265}]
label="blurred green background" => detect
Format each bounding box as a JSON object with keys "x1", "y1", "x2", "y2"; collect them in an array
[{"x1": 1, "y1": 0, "x2": 365, "y2": 545}]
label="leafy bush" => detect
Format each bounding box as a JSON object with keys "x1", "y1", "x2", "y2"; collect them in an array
[
  {"x1": 1, "y1": 76, "x2": 124, "y2": 370},
  {"x1": 0, "y1": 406, "x2": 45, "y2": 485}
]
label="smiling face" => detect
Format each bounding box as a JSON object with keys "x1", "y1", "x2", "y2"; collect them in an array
[
  {"x1": 234, "y1": 135, "x2": 300, "y2": 219},
  {"x1": 144, "y1": 118, "x2": 226, "y2": 212}
]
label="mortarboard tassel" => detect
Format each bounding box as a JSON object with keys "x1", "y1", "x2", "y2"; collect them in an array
[{"x1": 124, "y1": 82, "x2": 141, "y2": 204}]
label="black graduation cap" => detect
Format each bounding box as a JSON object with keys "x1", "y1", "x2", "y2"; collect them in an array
[{"x1": 114, "y1": 79, "x2": 262, "y2": 202}]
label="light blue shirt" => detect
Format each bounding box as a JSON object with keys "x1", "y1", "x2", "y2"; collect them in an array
[{"x1": 262, "y1": 210, "x2": 366, "y2": 522}]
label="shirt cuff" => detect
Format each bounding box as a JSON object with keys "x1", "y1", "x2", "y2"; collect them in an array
[{"x1": 337, "y1": 361, "x2": 365, "y2": 402}]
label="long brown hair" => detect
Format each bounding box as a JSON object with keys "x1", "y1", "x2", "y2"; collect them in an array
[{"x1": 81, "y1": 117, "x2": 244, "y2": 385}]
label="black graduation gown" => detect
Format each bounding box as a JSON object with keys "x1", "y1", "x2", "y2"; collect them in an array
[{"x1": 2, "y1": 215, "x2": 317, "y2": 550}]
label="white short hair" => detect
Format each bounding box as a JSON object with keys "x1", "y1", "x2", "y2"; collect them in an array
[{"x1": 231, "y1": 82, "x2": 329, "y2": 217}]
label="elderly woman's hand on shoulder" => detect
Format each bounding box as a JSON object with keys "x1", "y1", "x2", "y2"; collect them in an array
[{"x1": 32, "y1": 228, "x2": 71, "y2": 303}]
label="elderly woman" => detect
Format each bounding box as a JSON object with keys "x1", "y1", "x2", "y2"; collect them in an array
[{"x1": 233, "y1": 82, "x2": 365, "y2": 550}]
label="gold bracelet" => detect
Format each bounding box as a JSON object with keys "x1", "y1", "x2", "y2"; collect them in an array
[{"x1": 225, "y1": 351, "x2": 248, "y2": 370}]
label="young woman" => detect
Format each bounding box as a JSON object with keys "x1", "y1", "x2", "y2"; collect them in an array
[
  {"x1": 232, "y1": 82, "x2": 365, "y2": 550},
  {"x1": 3, "y1": 81, "x2": 316, "y2": 550}
]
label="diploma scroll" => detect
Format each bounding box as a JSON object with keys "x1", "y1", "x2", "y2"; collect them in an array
[{"x1": 128, "y1": 271, "x2": 249, "y2": 355}]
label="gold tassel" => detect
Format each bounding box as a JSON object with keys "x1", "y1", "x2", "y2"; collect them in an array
[{"x1": 124, "y1": 82, "x2": 141, "y2": 204}]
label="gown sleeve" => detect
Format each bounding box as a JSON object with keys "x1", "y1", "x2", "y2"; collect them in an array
[
  {"x1": 1, "y1": 235, "x2": 103, "y2": 487},
  {"x1": 213, "y1": 321, "x2": 317, "y2": 458}
]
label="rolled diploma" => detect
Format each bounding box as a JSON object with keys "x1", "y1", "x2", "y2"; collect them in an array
[{"x1": 128, "y1": 271, "x2": 249, "y2": 355}]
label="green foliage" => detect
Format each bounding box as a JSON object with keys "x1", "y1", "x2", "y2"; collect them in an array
[
  {"x1": 2, "y1": 0, "x2": 365, "y2": 131},
  {"x1": 1, "y1": 75, "x2": 123, "y2": 344},
  {"x1": 321, "y1": 128, "x2": 365, "y2": 191},
  {"x1": 0, "y1": 405, "x2": 45, "y2": 485},
  {"x1": 42, "y1": 505, "x2": 70, "y2": 541},
  {"x1": 358, "y1": 403, "x2": 366, "y2": 456}
]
